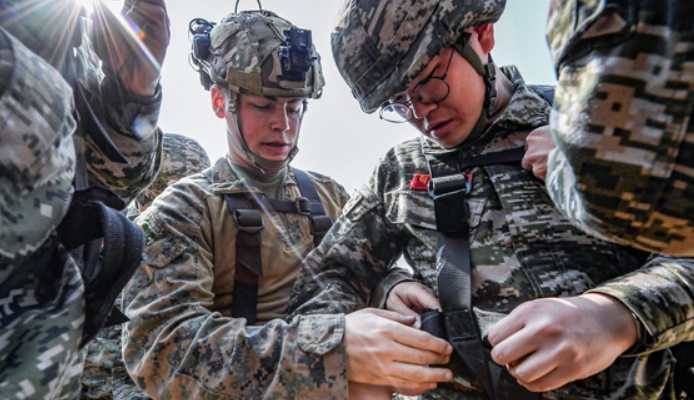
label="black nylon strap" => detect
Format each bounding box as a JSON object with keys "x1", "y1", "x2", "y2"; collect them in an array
[
  {"x1": 293, "y1": 168, "x2": 332, "y2": 246},
  {"x1": 427, "y1": 147, "x2": 539, "y2": 399},
  {"x1": 211, "y1": 168, "x2": 334, "y2": 325},
  {"x1": 57, "y1": 186, "x2": 143, "y2": 346},
  {"x1": 224, "y1": 194, "x2": 263, "y2": 325}
]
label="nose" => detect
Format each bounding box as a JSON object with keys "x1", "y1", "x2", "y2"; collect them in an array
[
  {"x1": 410, "y1": 100, "x2": 437, "y2": 120},
  {"x1": 270, "y1": 104, "x2": 292, "y2": 133}
]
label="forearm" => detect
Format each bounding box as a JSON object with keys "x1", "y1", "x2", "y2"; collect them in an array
[
  {"x1": 124, "y1": 265, "x2": 347, "y2": 399},
  {"x1": 289, "y1": 190, "x2": 406, "y2": 316},
  {"x1": 76, "y1": 41, "x2": 163, "y2": 202},
  {"x1": 588, "y1": 254, "x2": 694, "y2": 353}
]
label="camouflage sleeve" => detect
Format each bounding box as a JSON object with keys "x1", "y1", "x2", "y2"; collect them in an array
[
  {"x1": 122, "y1": 181, "x2": 348, "y2": 400},
  {"x1": 545, "y1": 0, "x2": 694, "y2": 256},
  {"x1": 76, "y1": 28, "x2": 163, "y2": 203},
  {"x1": 588, "y1": 255, "x2": 694, "y2": 353},
  {"x1": 369, "y1": 267, "x2": 415, "y2": 309},
  {"x1": 289, "y1": 172, "x2": 410, "y2": 316}
]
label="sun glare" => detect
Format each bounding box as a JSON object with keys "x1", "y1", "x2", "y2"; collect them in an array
[{"x1": 73, "y1": 0, "x2": 121, "y2": 14}]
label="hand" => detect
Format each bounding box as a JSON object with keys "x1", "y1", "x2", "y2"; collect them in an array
[
  {"x1": 487, "y1": 293, "x2": 638, "y2": 392},
  {"x1": 348, "y1": 382, "x2": 393, "y2": 400},
  {"x1": 93, "y1": 0, "x2": 170, "y2": 96},
  {"x1": 386, "y1": 281, "x2": 441, "y2": 329},
  {"x1": 521, "y1": 125, "x2": 555, "y2": 181},
  {"x1": 345, "y1": 308, "x2": 453, "y2": 393}
]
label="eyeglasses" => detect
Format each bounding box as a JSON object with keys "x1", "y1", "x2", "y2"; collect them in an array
[{"x1": 379, "y1": 49, "x2": 454, "y2": 123}]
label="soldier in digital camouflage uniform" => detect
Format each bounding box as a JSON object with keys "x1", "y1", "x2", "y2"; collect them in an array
[
  {"x1": 0, "y1": 1, "x2": 168, "y2": 399},
  {"x1": 81, "y1": 132, "x2": 210, "y2": 400},
  {"x1": 543, "y1": 0, "x2": 694, "y2": 256},
  {"x1": 121, "y1": 7, "x2": 453, "y2": 400},
  {"x1": 288, "y1": 0, "x2": 694, "y2": 398}
]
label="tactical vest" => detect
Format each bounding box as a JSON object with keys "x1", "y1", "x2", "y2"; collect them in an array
[{"x1": 204, "y1": 168, "x2": 333, "y2": 325}]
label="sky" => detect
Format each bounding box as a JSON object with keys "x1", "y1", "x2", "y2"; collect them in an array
[{"x1": 152, "y1": 0, "x2": 557, "y2": 193}]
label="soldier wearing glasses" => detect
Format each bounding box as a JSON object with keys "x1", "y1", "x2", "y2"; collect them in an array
[{"x1": 290, "y1": 0, "x2": 694, "y2": 398}]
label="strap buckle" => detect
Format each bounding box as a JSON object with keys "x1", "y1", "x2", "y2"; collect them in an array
[
  {"x1": 233, "y1": 209, "x2": 264, "y2": 233},
  {"x1": 295, "y1": 196, "x2": 312, "y2": 216}
]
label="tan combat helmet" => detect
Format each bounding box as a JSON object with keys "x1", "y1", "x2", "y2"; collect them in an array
[{"x1": 189, "y1": 1, "x2": 325, "y2": 172}]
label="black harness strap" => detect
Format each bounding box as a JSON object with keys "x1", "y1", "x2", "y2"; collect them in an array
[
  {"x1": 426, "y1": 147, "x2": 539, "y2": 400},
  {"x1": 205, "y1": 168, "x2": 332, "y2": 325},
  {"x1": 57, "y1": 186, "x2": 144, "y2": 346}
]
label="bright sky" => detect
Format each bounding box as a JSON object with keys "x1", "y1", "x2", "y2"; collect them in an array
[{"x1": 154, "y1": 0, "x2": 557, "y2": 193}]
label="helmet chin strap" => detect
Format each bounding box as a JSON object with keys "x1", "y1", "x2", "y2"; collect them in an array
[
  {"x1": 452, "y1": 36, "x2": 498, "y2": 145},
  {"x1": 226, "y1": 92, "x2": 302, "y2": 174}
]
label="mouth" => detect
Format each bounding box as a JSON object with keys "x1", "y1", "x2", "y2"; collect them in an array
[{"x1": 426, "y1": 119, "x2": 451, "y2": 138}]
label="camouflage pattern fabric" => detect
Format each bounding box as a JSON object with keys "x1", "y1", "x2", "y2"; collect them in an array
[
  {"x1": 331, "y1": 0, "x2": 506, "y2": 113},
  {"x1": 123, "y1": 157, "x2": 350, "y2": 399},
  {"x1": 0, "y1": 4, "x2": 162, "y2": 399},
  {"x1": 545, "y1": 0, "x2": 694, "y2": 256},
  {"x1": 82, "y1": 133, "x2": 209, "y2": 399},
  {"x1": 289, "y1": 68, "x2": 694, "y2": 399},
  {"x1": 134, "y1": 132, "x2": 211, "y2": 211}
]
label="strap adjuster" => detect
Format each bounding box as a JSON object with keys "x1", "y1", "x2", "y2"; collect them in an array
[
  {"x1": 233, "y1": 209, "x2": 264, "y2": 233},
  {"x1": 295, "y1": 196, "x2": 312, "y2": 216}
]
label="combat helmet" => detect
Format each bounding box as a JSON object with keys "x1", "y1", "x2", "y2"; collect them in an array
[
  {"x1": 134, "y1": 133, "x2": 211, "y2": 210},
  {"x1": 189, "y1": 0, "x2": 325, "y2": 172},
  {"x1": 331, "y1": 0, "x2": 506, "y2": 139}
]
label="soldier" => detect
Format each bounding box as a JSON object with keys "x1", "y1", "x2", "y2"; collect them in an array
[
  {"x1": 122, "y1": 6, "x2": 452, "y2": 400},
  {"x1": 542, "y1": 1, "x2": 694, "y2": 256},
  {"x1": 289, "y1": 0, "x2": 694, "y2": 398},
  {"x1": 0, "y1": 0, "x2": 168, "y2": 399},
  {"x1": 81, "y1": 132, "x2": 211, "y2": 400}
]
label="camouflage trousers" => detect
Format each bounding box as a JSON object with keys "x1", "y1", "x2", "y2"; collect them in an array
[{"x1": 0, "y1": 236, "x2": 86, "y2": 400}]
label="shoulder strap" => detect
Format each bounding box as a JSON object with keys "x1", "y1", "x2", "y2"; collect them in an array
[
  {"x1": 292, "y1": 168, "x2": 333, "y2": 246},
  {"x1": 426, "y1": 147, "x2": 539, "y2": 400}
]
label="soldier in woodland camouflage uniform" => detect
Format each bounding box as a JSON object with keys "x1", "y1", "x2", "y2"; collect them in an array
[
  {"x1": 289, "y1": 0, "x2": 694, "y2": 399},
  {"x1": 544, "y1": 0, "x2": 694, "y2": 256},
  {"x1": 0, "y1": 1, "x2": 168, "y2": 399},
  {"x1": 81, "y1": 132, "x2": 210, "y2": 400},
  {"x1": 122, "y1": 7, "x2": 452, "y2": 400}
]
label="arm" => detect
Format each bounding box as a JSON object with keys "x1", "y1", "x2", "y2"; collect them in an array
[
  {"x1": 123, "y1": 181, "x2": 348, "y2": 399},
  {"x1": 81, "y1": 0, "x2": 170, "y2": 201},
  {"x1": 488, "y1": 254, "x2": 694, "y2": 392}
]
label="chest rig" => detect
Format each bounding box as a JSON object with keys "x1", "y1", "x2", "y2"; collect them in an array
[{"x1": 205, "y1": 168, "x2": 332, "y2": 325}]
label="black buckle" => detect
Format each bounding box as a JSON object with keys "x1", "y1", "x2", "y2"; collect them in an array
[
  {"x1": 233, "y1": 209, "x2": 264, "y2": 233},
  {"x1": 295, "y1": 196, "x2": 312, "y2": 216}
]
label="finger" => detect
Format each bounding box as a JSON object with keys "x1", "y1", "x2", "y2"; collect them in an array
[
  {"x1": 385, "y1": 362, "x2": 452, "y2": 386},
  {"x1": 506, "y1": 350, "x2": 557, "y2": 385},
  {"x1": 391, "y1": 323, "x2": 452, "y2": 355},
  {"x1": 521, "y1": 155, "x2": 532, "y2": 170},
  {"x1": 366, "y1": 308, "x2": 417, "y2": 326},
  {"x1": 389, "y1": 385, "x2": 438, "y2": 397},
  {"x1": 405, "y1": 287, "x2": 441, "y2": 311},
  {"x1": 512, "y1": 364, "x2": 568, "y2": 393},
  {"x1": 386, "y1": 297, "x2": 421, "y2": 320},
  {"x1": 489, "y1": 325, "x2": 539, "y2": 366}
]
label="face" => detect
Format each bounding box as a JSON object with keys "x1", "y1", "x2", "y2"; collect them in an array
[
  {"x1": 214, "y1": 90, "x2": 304, "y2": 168},
  {"x1": 399, "y1": 44, "x2": 487, "y2": 148}
]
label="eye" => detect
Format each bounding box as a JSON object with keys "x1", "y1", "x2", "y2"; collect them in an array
[{"x1": 251, "y1": 103, "x2": 271, "y2": 111}]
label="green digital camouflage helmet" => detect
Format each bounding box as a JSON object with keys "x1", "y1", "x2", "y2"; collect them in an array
[
  {"x1": 331, "y1": 0, "x2": 506, "y2": 114},
  {"x1": 134, "y1": 133, "x2": 211, "y2": 210},
  {"x1": 189, "y1": 7, "x2": 325, "y2": 172}
]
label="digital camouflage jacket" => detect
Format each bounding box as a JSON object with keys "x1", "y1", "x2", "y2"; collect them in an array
[
  {"x1": 290, "y1": 67, "x2": 694, "y2": 400},
  {"x1": 0, "y1": 17, "x2": 162, "y2": 400},
  {"x1": 545, "y1": 0, "x2": 694, "y2": 256},
  {"x1": 123, "y1": 157, "x2": 350, "y2": 399}
]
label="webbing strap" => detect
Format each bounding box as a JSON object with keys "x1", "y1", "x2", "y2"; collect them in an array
[
  {"x1": 209, "y1": 168, "x2": 333, "y2": 324},
  {"x1": 57, "y1": 186, "x2": 144, "y2": 346},
  {"x1": 224, "y1": 194, "x2": 263, "y2": 325},
  {"x1": 427, "y1": 147, "x2": 539, "y2": 399},
  {"x1": 293, "y1": 168, "x2": 332, "y2": 246}
]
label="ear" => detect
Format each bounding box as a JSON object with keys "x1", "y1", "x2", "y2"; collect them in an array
[
  {"x1": 210, "y1": 86, "x2": 226, "y2": 119},
  {"x1": 475, "y1": 24, "x2": 495, "y2": 55}
]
